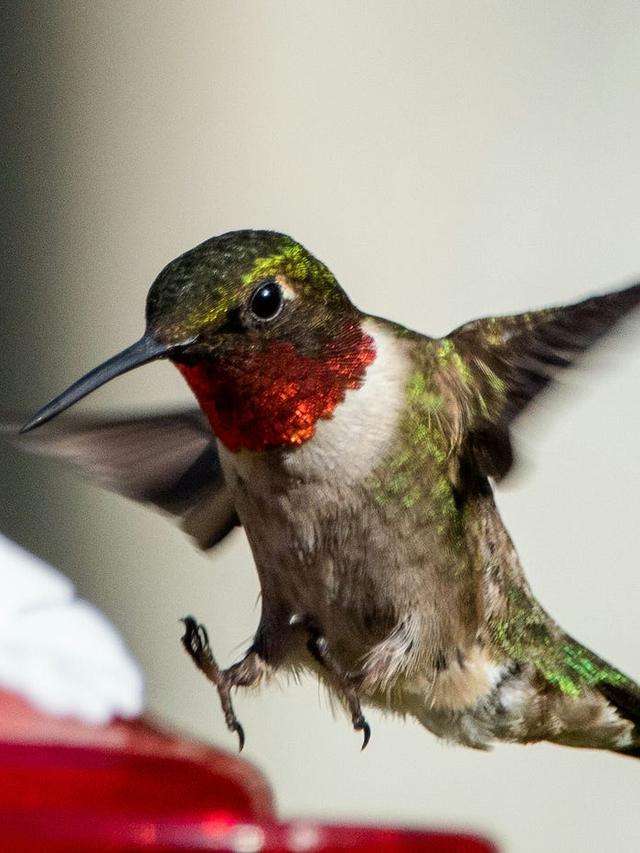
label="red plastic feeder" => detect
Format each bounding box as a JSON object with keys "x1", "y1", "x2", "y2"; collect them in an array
[{"x1": 0, "y1": 690, "x2": 496, "y2": 852}]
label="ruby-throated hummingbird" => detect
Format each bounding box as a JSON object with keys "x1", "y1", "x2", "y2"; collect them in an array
[{"x1": 18, "y1": 230, "x2": 640, "y2": 757}]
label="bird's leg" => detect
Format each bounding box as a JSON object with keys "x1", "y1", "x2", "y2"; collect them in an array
[
  {"x1": 290, "y1": 614, "x2": 371, "y2": 749},
  {"x1": 181, "y1": 615, "x2": 266, "y2": 751}
]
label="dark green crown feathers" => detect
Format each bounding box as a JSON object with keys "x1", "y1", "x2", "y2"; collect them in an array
[{"x1": 146, "y1": 230, "x2": 350, "y2": 342}]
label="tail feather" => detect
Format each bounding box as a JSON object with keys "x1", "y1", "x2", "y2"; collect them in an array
[
  {"x1": 599, "y1": 679, "x2": 640, "y2": 726},
  {"x1": 598, "y1": 679, "x2": 640, "y2": 758}
]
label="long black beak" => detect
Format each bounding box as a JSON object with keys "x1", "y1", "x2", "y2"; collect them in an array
[{"x1": 20, "y1": 334, "x2": 195, "y2": 433}]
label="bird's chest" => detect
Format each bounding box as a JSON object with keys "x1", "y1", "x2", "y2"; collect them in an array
[
  {"x1": 219, "y1": 436, "x2": 392, "y2": 628},
  {"x1": 216, "y1": 323, "x2": 413, "y2": 651}
]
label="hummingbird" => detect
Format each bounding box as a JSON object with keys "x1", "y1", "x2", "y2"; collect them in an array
[{"x1": 18, "y1": 230, "x2": 640, "y2": 758}]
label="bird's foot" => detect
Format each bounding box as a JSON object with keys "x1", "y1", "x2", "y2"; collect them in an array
[
  {"x1": 290, "y1": 613, "x2": 372, "y2": 750},
  {"x1": 181, "y1": 615, "x2": 251, "y2": 750}
]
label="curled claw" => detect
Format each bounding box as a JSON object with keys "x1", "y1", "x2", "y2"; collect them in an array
[
  {"x1": 180, "y1": 614, "x2": 249, "y2": 750},
  {"x1": 232, "y1": 720, "x2": 246, "y2": 752},
  {"x1": 293, "y1": 613, "x2": 371, "y2": 750},
  {"x1": 352, "y1": 711, "x2": 371, "y2": 750}
]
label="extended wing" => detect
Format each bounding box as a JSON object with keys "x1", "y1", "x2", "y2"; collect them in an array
[
  {"x1": 436, "y1": 281, "x2": 640, "y2": 480},
  {"x1": 11, "y1": 408, "x2": 240, "y2": 550}
]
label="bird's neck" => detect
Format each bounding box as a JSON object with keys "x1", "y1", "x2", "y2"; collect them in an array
[{"x1": 176, "y1": 320, "x2": 376, "y2": 452}]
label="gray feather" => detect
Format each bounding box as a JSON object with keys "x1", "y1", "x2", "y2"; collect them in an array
[{"x1": 7, "y1": 408, "x2": 240, "y2": 550}]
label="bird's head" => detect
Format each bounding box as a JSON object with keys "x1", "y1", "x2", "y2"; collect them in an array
[{"x1": 23, "y1": 231, "x2": 377, "y2": 451}]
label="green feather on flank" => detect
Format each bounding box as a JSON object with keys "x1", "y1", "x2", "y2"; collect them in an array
[
  {"x1": 559, "y1": 643, "x2": 628, "y2": 690},
  {"x1": 493, "y1": 583, "x2": 629, "y2": 695},
  {"x1": 369, "y1": 369, "x2": 464, "y2": 538}
]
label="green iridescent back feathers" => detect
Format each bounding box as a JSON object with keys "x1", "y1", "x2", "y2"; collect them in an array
[{"x1": 395, "y1": 281, "x2": 640, "y2": 709}]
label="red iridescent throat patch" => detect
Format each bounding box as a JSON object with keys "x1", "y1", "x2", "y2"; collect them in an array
[{"x1": 176, "y1": 321, "x2": 376, "y2": 452}]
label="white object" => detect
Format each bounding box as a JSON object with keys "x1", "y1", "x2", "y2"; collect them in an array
[{"x1": 0, "y1": 534, "x2": 144, "y2": 724}]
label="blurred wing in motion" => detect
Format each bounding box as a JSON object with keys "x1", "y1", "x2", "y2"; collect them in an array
[
  {"x1": 10, "y1": 408, "x2": 240, "y2": 550},
  {"x1": 439, "y1": 281, "x2": 640, "y2": 480}
]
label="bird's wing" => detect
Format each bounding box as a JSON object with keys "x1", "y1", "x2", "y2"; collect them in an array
[
  {"x1": 11, "y1": 408, "x2": 240, "y2": 550},
  {"x1": 434, "y1": 281, "x2": 640, "y2": 480}
]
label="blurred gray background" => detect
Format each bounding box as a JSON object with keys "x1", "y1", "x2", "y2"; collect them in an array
[{"x1": 2, "y1": 2, "x2": 640, "y2": 851}]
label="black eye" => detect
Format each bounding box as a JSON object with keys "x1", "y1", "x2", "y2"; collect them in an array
[{"x1": 249, "y1": 279, "x2": 283, "y2": 321}]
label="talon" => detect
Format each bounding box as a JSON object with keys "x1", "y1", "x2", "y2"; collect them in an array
[
  {"x1": 222, "y1": 694, "x2": 246, "y2": 751},
  {"x1": 352, "y1": 710, "x2": 371, "y2": 750},
  {"x1": 232, "y1": 720, "x2": 246, "y2": 752},
  {"x1": 179, "y1": 616, "x2": 255, "y2": 750},
  {"x1": 359, "y1": 719, "x2": 371, "y2": 750}
]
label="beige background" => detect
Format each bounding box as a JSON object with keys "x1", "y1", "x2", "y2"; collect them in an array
[{"x1": 2, "y1": 2, "x2": 640, "y2": 851}]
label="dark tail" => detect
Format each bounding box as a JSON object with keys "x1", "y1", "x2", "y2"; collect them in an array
[{"x1": 598, "y1": 680, "x2": 640, "y2": 759}]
